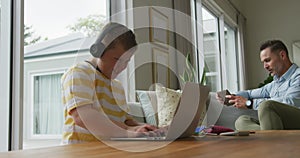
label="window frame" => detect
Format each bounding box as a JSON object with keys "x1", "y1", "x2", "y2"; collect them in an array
[
  {"x1": 193, "y1": 0, "x2": 242, "y2": 92},
  {"x1": 11, "y1": 0, "x2": 24, "y2": 151},
  {"x1": 26, "y1": 70, "x2": 65, "y2": 140},
  {"x1": 0, "y1": 0, "x2": 12, "y2": 152}
]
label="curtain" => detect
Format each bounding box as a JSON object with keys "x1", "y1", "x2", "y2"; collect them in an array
[
  {"x1": 237, "y1": 14, "x2": 247, "y2": 90},
  {"x1": 34, "y1": 73, "x2": 63, "y2": 135}
]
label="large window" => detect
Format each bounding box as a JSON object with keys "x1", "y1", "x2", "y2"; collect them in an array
[
  {"x1": 23, "y1": 0, "x2": 107, "y2": 149},
  {"x1": 197, "y1": 2, "x2": 241, "y2": 92}
]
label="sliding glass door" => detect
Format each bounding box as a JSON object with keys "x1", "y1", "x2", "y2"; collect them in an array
[
  {"x1": 197, "y1": 5, "x2": 239, "y2": 92},
  {"x1": 201, "y1": 7, "x2": 221, "y2": 92},
  {"x1": 23, "y1": 0, "x2": 108, "y2": 149}
]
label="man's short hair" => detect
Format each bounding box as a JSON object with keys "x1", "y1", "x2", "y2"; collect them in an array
[{"x1": 260, "y1": 40, "x2": 289, "y2": 56}]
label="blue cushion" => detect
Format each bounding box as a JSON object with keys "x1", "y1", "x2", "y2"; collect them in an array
[{"x1": 136, "y1": 91, "x2": 158, "y2": 126}]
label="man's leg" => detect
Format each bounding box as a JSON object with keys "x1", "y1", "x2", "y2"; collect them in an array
[
  {"x1": 258, "y1": 100, "x2": 300, "y2": 130},
  {"x1": 235, "y1": 115, "x2": 260, "y2": 130}
]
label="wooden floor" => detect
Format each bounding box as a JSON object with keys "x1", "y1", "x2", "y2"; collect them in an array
[{"x1": 1, "y1": 130, "x2": 300, "y2": 158}]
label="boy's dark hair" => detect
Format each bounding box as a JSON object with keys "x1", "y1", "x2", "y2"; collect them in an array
[{"x1": 260, "y1": 40, "x2": 288, "y2": 56}]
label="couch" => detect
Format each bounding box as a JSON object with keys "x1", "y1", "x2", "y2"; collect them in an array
[{"x1": 128, "y1": 92, "x2": 258, "y2": 130}]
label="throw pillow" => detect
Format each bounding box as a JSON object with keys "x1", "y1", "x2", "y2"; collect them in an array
[
  {"x1": 156, "y1": 85, "x2": 182, "y2": 127},
  {"x1": 136, "y1": 90, "x2": 158, "y2": 126}
]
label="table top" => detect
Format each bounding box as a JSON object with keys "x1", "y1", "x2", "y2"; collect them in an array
[{"x1": 1, "y1": 130, "x2": 300, "y2": 158}]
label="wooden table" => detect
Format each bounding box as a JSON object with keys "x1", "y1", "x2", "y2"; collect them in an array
[{"x1": 1, "y1": 130, "x2": 300, "y2": 158}]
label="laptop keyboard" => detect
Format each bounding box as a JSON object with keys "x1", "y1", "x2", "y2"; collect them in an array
[{"x1": 138, "y1": 126, "x2": 168, "y2": 138}]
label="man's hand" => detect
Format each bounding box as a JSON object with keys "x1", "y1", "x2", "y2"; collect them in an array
[
  {"x1": 216, "y1": 92, "x2": 224, "y2": 104},
  {"x1": 226, "y1": 95, "x2": 248, "y2": 109}
]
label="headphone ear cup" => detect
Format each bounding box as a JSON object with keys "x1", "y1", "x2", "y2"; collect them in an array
[{"x1": 90, "y1": 42, "x2": 105, "y2": 58}]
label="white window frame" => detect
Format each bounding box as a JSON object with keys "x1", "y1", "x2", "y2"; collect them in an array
[
  {"x1": 11, "y1": 0, "x2": 24, "y2": 151},
  {"x1": 193, "y1": 0, "x2": 244, "y2": 92},
  {"x1": 0, "y1": 0, "x2": 11, "y2": 152},
  {"x1": 26, "y1": 69, "x2": 65, "y2": 140}
]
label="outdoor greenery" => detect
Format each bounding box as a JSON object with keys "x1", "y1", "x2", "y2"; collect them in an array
[
  {"x1": 67, "y1": 14, "x2": 106, "y2": 37},
  {"x1": 24, "y1": 14, "x2": 106, "y2": 46},
  {"x1": 24, "y1": 25, "x2": 47, "y2": 46},
  {"x1": 258, "y1": 74, "x2": 273, "y2": 88}
]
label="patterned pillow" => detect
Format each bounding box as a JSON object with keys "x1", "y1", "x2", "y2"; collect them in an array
[
  {"x1": 136, "y1": 90, "x2": 158, "y2": 126},
  {"x1": 156, "y1": 85, "x2": 182, "y2": 127}
]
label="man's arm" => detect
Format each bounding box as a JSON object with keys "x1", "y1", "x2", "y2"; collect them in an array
[{"x1": 234, "y1": 82, "x2": 273, "y2": 109}]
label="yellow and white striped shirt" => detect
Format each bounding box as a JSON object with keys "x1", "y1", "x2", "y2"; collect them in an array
[{"x1": 61, "y1": 61, "x2": 131, "y2": 144}]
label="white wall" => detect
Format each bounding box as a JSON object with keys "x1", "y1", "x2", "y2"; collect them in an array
[{"x1": 231, "y1": 0, "x2": 300, "y2": 88}]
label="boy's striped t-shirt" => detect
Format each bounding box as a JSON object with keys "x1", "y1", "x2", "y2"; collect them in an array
[{"x1": 61, "y1": 61, "x2": 131, "y2": 144}]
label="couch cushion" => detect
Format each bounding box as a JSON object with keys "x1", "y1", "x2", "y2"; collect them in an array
[
  {"x1": 156, "y1": 85, "x2": 182, "y2": 127},
  {"x1": 136, "y1": 90, "x2": 158, "y2": 126},
  {"x1": 127, "y1": 102, "x2": 145, "y2": 123},
  {"x1": 215, "y1": 106, "x2": 258, "y2": 129},
  {"x1": 206, "y1": 92, "x2": 258, "y2": 129}
]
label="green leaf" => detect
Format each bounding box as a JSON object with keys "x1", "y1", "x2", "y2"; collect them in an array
[
  {"x1": 200, "y1": 69, "x2": 206, "y2": 85},
  {"x1": 183, "y1": 71, "x2": 189, "y2": 82}
]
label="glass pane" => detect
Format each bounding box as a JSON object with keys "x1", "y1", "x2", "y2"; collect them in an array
[
  {"x1": 224, "y1": 25, "x2": 238, "y2": 91},
  {"x1": 0, "y1": 0, "x2": 5, "y2": 152},
  {"x1": 23, "y1": 0, "x2": 107, "y2": 149},
  {"x1": 205, "y1": 74, "x2": 218, "y2": 92},
  {"x1": 201, "y1": 7, "x2": 220, "y2": 91},
  {"x1": 33, "y1": 73, "x2": 63, "y2": 135},
  {"x1": 0, "y1": 0, "x2": 11, "y2": 152}
]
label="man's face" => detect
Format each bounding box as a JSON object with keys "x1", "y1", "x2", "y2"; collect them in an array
[
  {"x1": 260, "y1": 47, "x2": 285, "y2": 77},
  {"x1": 99, "y1": 44, "x2": 134, "y2": 79}
]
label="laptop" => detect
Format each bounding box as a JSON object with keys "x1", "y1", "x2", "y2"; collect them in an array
[{"x1": 111, "y1": 82, "x2": 210, "y2": 141}]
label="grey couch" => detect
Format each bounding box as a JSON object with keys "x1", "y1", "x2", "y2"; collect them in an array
[{"x1": 128, "y1": 92, "x2": 258, "y2": 130}]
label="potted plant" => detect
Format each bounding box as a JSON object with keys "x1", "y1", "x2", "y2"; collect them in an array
[{"x1": 180, "y1": 53, "x2": 206, "y2": 85}]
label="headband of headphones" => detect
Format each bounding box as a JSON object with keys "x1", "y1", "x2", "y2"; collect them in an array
[{"x1": 89, "y1": 22, "x2": 129, "y2": 58}]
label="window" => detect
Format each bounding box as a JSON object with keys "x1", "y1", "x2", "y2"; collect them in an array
[
  {"x1": 32, "y1": 73, "x2": 63, "y2": 136},
  {"x1": 23, "y1": 0, "x2": 108, "y2": 149},
  {"x1": 201, "y1": 7, "x2": 221, "y2": 92},
  {"x1": 194, "y1": 1, "x2": 242, "y2": 92},
  {"x1": 224, "y1": 24, "x2": 239, "y2": 91},
  {"x1": 0, "y1": 0, "x2": 11, "y2": 152}
]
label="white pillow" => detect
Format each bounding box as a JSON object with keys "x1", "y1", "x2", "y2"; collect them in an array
[{"x1": 156, "y1": 85, "x2": 182, "y2": 127}]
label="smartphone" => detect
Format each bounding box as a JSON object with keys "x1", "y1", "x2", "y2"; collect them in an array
[{"x1": 217, "y1": 89, "x2": 234, "y2": 106}]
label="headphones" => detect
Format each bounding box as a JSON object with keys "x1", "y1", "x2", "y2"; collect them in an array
[{"x1": 90, "y1": 22, "x2": 129, "y2": 58}]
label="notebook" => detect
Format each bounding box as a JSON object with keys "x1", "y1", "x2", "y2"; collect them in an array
[{"x1": 111, "y1": 82, "x2": 210, "y2": 141}]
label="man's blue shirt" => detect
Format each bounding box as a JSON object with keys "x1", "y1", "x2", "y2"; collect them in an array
[{"x1": 236, "y1": 64, "x2": 300, "y2": 110}]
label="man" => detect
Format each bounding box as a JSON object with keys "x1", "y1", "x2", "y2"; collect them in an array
[
  {"x1": 61, "y1": 23, "x2": 157, "y2": 144},
  {"x1": 218, "y1": 40, "x2": 300, "y2": 130}
]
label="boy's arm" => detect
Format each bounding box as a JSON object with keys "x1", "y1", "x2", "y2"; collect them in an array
[{"x1": 125, "y1": 119, "x2": 157, "y2": 132}]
